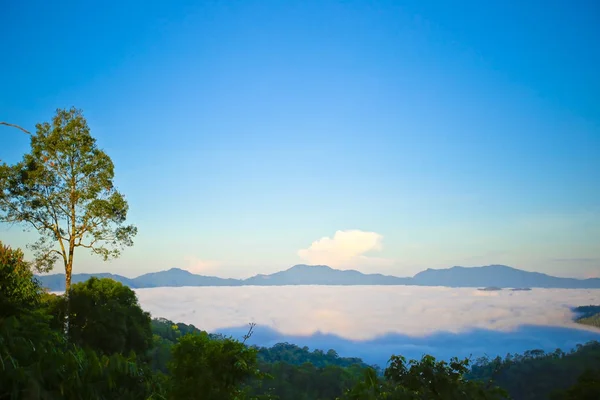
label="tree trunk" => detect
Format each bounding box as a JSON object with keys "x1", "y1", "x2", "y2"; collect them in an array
[
  {"x1": 64, "y1": 258, "x2": 73, "y2": 337},
  {"x1": 65, "y1": 265, "x2": 72, "y2": 293}
]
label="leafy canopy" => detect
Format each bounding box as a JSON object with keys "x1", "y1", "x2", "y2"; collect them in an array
[
  {"x1": 344, "y1": 354, "x2": 509, "y2": 400},
  {"x1": 0, "y1": 242, "x2": 158, "y2": 400},
  {"x1": 0, "y1": 242, "x2": 41, "y2": 316},
  {"x1": 46, "y1": 277, "x2": 153, "y2": 357},
  {"x1": 168, "y1": 332, "x2": 261, "y2": 400},
  {"x1": 0, "y1": 107, "x2": 136, "y2": 282}
]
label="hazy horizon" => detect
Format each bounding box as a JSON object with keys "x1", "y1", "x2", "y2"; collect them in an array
[
  {"x1": 2, "y1": 1, "x2": 599, "y2": 279},
  {"x1": 37, "y1": 262, "x2": 600, "y2": 281}
]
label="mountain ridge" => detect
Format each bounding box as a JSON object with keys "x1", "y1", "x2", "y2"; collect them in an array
[{"x1": 36, "y1": 264, "x2": 600, "y2": 291}]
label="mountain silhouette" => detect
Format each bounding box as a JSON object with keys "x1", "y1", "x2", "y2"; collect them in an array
[
  {"x1": 243, "y1": 264, "x2": 412, "y2": 286},
  {"x1": 412, "y1": 264, "x2": 600, "y2": 288},
  {"x1": 36, "y1": 264, "x2": 600, "y2": 291},
  {"x1": 133, "y1": 268, "x2": 240, "y2": 287}
]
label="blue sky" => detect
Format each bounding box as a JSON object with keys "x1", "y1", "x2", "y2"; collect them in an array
[{"x1": 1, "y1": 0, "x2": 599, "y2": 279}]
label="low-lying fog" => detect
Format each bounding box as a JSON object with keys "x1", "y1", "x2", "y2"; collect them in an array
[{"x1": 135, "y1": 285, "x2": 600, "y2": 366}]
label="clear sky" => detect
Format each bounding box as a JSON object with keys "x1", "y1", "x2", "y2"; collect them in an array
[{"x1": 1, "y1": 0, "x2": 599, "y2": 279}]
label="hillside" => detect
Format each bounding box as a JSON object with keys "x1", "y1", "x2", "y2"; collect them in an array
[
  {"x1": 574, "y1": 305, "x2": 600, "y2": 329},
  {"x1": 468, "y1": 340, "x2": 600, "y2": 400}
]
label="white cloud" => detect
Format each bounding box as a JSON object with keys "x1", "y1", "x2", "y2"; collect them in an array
[
  {"x1": 135, "y1": 286, "x2": 600, "y2": 341},
  {"x1": 134, "y1": 286, "x2": 600, "y2": 366},
  {"x1": 183, "y1": 256, "x2": 220, "y2": 275},
  {"x1": 297, "y1": 230, "x2": 394, "y2": 269}
]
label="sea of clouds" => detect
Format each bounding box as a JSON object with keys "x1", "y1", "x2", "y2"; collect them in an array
[{"x1": 135, "y1": 286, "x2": 600, "y2": 366}]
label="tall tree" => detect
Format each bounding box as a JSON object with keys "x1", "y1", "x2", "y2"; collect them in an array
[{"x1": 0, "y1": 107, "x2": 137, "y2": 295}]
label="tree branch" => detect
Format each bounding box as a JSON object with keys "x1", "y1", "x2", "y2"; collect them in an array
[
  {"x1": 0, "y1": 122, "x2": 31, "y2": 135},
  {"x1": 41, "y1": 185, "x2": 70, "y2": 244},
  {"x1": 77, "y1": 237, "x2": 100, "y2": 250},
  {"x1": 48, "y1": 249, "x2": 63, "y2": 257},
  {"x1": 76, "y1": 216, "x2": 101, "y2": 243},
  {"x1": 0, "y1": 199, "x2": 55, "y2": 234}
]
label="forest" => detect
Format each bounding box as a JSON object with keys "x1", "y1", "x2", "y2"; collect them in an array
[
  {"x1": 1, "y1": 241, "x2": 599, "y2": 399},
  {"x1": 574, "y1": 306, "x2": 600, "y2": 329}
]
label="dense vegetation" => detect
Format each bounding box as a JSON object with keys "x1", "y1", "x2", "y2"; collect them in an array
[
  {"x1": 574, "y1": 305, "x2": 600, "y2": 328},
  {"x1": 578, "y1": 314, "x2": 600, "y2": 329},
  {"x1": 2, "y1": 241, "x2": 600, "y2": 399},
  {"x1": 468, "y1": 343, "x2": 600, "y2": 399}
]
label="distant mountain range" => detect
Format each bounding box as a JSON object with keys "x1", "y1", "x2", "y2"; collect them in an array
[{"x1": 36, "y1": 264, "x2": 600, "y2": 291}]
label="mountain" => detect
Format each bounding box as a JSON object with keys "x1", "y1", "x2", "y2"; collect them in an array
[
  {"x1": 243, "y1": 264, "x2": 412, "y2": 286},
  {"x1": 412, "y1": 264, "x2": 600, "y2": 289},
  {"x1": 133, "y1": 268, "x2": 240, "y2": 287},
  {"x1": 36, "y1": 264, "x2": 600, "y2": 291},
  {"x1": 37, "y1": 268, "x2": 239, "y2": 291},
  {"x1": 37, "y1": 272, "x2": 136, "y2": 291}
]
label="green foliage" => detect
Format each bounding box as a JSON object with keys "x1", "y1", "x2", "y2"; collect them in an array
[
  {"x1": 573, "y1": 305, "x2": 600, "y2": 319},
  {"x1": 148, "y1": 317, "x2": 205, "y2": 373},
  {"x1": 245, "y1": 342, "x2": 371, "y2": 399},
  {"x1": 577, "y1": 314, "x2": 600, "y2": 328},
  {"x1": 551, "y1": 368, "x2": 600, "y2": 400},
  {"x1": 344, "y1": 354, "x2": 508, "y2": 400},
  {"x1": 0, "y1": 107, "x2": 136, "y2": 290},
  {"x1": 468, "y1": 342, "x2": 600, "y2": 400},
  {"x1": 0, "y1": 242, "x2": 158, "y2": 400},
  {"x1": 249, "y1": 361, "x2": 366, "y2": 400},
  {"x1": 0, "y1": 242, "x2": 42, "y2": 316},
  {"x1": 151, "y1": 317, "x2": 204, "y2": 342},
  {"x1": 1, "y1": 317, "x2": 160, "y2": 400},
  {"x1": 168, "y1": 332, "x2": 261, "y2": 400},
  {"x1": 0, "y1": 310, "x2": 60, "y2": 399},
  {"x1": 256, "y1": 342, "x2": 369, "y2": 369},
  {"x1": 573, "y1": 305, "x2": 600, "y2": 328},
  {"x1": 0, "y1": 240, "x2": 55, "y2": 398},
  {"x1": 46, "y1": 277, "x2": 153, "y2": 358},
  {"x1": 149, "y1": 318, "x2": 372, "y2": 399}
]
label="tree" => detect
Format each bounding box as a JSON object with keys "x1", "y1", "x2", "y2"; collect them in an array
[
  {"x1": 46, "y1": 277, "x2": 153, "y2": 358},
  {"x1": 551, "y1": 368, "x2": 600, "y2": 400},
  {"x1": 344, "y1": 354, "x2": 509, "y2": 400},
  {"x1": 1, "y1": 243, "x2": 161, "y2": 400},
  {"x1": 0, "y1": 107, "x2": 136, "y2": 297},
  {"x1": 0, "y1": 241, "x2": 52, "y2": 394},
  {"x1": 0, "y1": 242, "x2": 41, "y2": 317},
  {"x1": 468, "y1": 341, "x2": 600, "y2": 400},
  {"x1": 168, "y1": 332, "x2": 261, "y2": 400}
]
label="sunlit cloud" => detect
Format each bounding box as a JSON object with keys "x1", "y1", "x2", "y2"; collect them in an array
[
  {"x1": 297, "y1": 230, "x2": 394, "y2": 269},
  {"x1": 183, "y1": 256, "x2": 220, "y2": 275}
]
